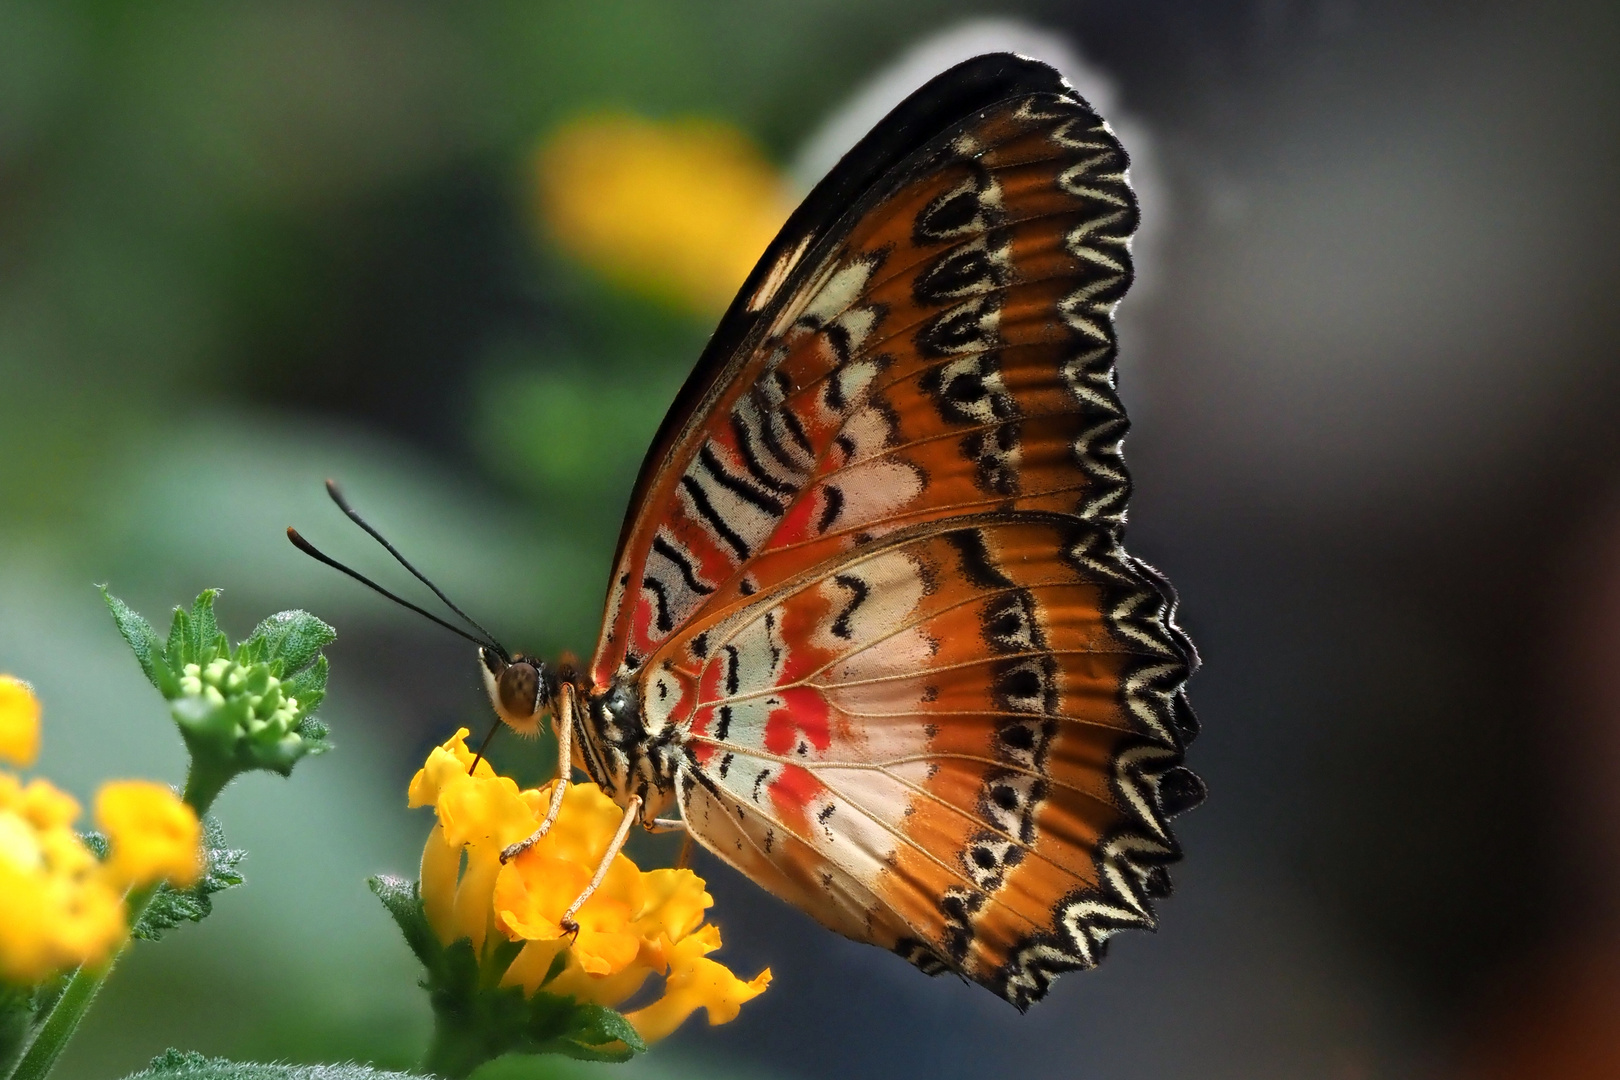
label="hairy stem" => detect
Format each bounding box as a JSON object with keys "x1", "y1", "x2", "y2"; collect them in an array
[{"x1": 3, "y1": 885, "x2": 158, "y2": 1080}]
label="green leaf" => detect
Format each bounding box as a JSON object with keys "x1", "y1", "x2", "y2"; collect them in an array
[
  {"x1": 165, "y1": 607, "x2": 190, "y2": 673},
  {"x1": 538, "y1": 1001, "x2": 644, "y2": 1062},
  {"x1": 282, "y1": 655, "x2": 329, "y2": 719},
  {"x1": 120, "y1": 1050, "x2": 423, "y2": 1080},
  {"x1": 1, "y1": 984, "x2": 35, "y2": 1077},
  {"x1": 78, "y1": 829, "x2": 108, "y2": 860},
  {"x1": 187, "y1": 590, "x2": 223, "y2": 666},
  {"x1": 369, "y1": 876, "x2": 441, "y2": 974},
  {"x1": 101, "y1": 587, "x2": 176, "y2": 696},
  {"x1": 292, "y1": 714, "x2": 329, "y2": 743},
  {"x1": 242, "y1": 610, "x2": 335, "y2": 678},
  {"x1": 133, "y1": 816, "x2": 246, "y2": 941}
]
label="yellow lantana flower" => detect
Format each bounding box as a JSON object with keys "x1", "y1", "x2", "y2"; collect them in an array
[
  {"x1": 0, "y1": 674, "x2": 42, "y2": 767},
  {"x1": 535, "y1": 114, "x2": 794, "y2": 316},
  {"x1": 0, "y1": 676, "x2": 205, "y2": 985},
  {"x1": 408, "y1": 728, "x2": 536, "y2": 953},
  {"x1": 97, "y1": 782, "x2": 204, "y2": 890},
  {"x1": 0, "y1": 770, "x2": 124, "y2": 984},
  {"x1": 412, "y1": 729, "x2": 769, "y2": 1043}
]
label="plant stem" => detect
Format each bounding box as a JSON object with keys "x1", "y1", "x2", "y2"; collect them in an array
[
  {"x1": 3, "y1": 885, "x2": 158, "y2": 1080},
  {"x1": 421, "y1": 1013, "x2": 497, "y2": 1080},
  {"x1": 181, "y1": 759, "x2": 232, "y2": 817}
]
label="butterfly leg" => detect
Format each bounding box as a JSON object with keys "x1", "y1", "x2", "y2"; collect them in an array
[
  {"x1": 499, "y1": 682, "x2": 577, "y2": 863},
  {"x1": 648, "y1": 817, "x2": 686, "y2": 833},
  {"x1": 559, "y1": 793, "x2": 642, "y2": 936}
]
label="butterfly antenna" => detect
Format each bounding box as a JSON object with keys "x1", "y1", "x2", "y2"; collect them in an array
[
  {"x1": 286, "y1": 526, "x2": 504, "y2": 657},
  {"x1": 324, "y1": 480, "x2": 508, "y2": 652}
]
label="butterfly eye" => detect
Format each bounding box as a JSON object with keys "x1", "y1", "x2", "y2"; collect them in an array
[{"x1": 497, "y1": 661, "x2": 543, "y2": 720}]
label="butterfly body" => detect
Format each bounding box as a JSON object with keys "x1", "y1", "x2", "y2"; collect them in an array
[{"x1": 549, "y1": 52, "x2": 1201, "y2": 1010}]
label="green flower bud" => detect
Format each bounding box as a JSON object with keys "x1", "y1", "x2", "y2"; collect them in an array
[{"x1": 102, "y1": 588, "x2": 335, "y2": 809}]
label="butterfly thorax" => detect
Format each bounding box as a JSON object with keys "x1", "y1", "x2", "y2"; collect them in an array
[{"x1": 577, "y1": 675, "x2": 681, "y2": 823}]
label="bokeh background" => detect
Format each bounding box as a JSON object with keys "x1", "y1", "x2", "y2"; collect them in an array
[{"x1": 4, "y1": 2, "x2": 1620, "y2": 1078}]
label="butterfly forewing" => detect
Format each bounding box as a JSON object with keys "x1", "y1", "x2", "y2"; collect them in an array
[{"x1": 586, "y1": 53, "x2": 1200, "y2": 1009}]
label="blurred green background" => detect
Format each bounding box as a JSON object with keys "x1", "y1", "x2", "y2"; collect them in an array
[{"x1": 5, "y1": 2, "x2": 1620, "y2": 1079}]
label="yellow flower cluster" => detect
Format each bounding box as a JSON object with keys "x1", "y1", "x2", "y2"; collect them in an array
[
  {"x1": 409, "y1": 729, "x2": 770, "y2": 1042},
  {"x1": 535, "y1": 114, "x2": 795, "y2": 317},
  {"x1": 0, "y1": 675, "x2": 204, "y2": 985}
]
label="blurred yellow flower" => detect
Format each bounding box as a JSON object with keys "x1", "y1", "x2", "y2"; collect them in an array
[
  {"x1": 0, "y1": 772, "x2": 125, "y2": 984},
  {"x1": 0, "y1": 674, "x2": 42, "y2": 767},
  {"x1": 0, "y1": 679, "x2": 206, "y2": 985},
  {"x1": 535, "y1": 114, "x2": 795, "y2": 316},
  {"x1": 413, "y1": 729, "x2": 769, "y2": 1043},
  {"x1": 96, "y1": 781, "x2": 203, "y2": 890}
]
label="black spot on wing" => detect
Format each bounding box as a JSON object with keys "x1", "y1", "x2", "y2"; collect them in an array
[
  {"x1": 830, "y1": 574, "x2": 870, "y2": 640},
  {"x1": 913, "y1": 237, "x2": 1010, "y2": 305},
  {"x1": 642, "y1": 576, "x2": 673, "y2": 633},
  {"x1": 915, "y1": 293, "x2": 1001, "y2": 358},
  {"x1": 944, "y1": 528, "x2": 1012, "y2": 588},
  {"x1": 816, "y1": 485, "x2": 844, "y2": 534}
]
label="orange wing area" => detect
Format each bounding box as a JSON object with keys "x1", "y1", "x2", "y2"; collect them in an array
[
  {"x1": 590, "y1": 90, "x2": 1136, "y2": 686},
  {"x1": 654, "y1": 515, "x2": 1198, "y2": 1009},
  {"x1": 583, "y1": 55, "x2": 1202, "y2": 1008}
]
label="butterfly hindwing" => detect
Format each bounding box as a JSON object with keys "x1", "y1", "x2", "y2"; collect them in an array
[
  {"x1": 658, "y1": 514, "x2": 1193, "y2": 1006},
  {"x1": 585, "y1": 53, "x2": 1201, "y2": 1008}
]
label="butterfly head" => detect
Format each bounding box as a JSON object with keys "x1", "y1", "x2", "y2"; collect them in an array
[{"x1": 479, "y1": 646, "x2": 554, "y2": 737}]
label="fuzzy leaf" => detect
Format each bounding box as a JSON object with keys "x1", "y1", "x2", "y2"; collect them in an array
[
  {"x1": 121, "y1": 1050, "x2": 422, "y2": 1080},
  {"x1": 134, "y1": 816, "x2": 246, "y2": 941},
  {"x1": 293, "y1": 715, "x2": 329, "y2": 744},
  {"x1": 538, "y1": 1001, "x2": 644, "y2": 1062},
  {"x1": 369, "y1": 876, "x2": 440, "y2": 974},
  {"x1": 282, "y1": 656, "x2": 329, "y2": 720},
  {"x1": 187, "y1": 590, "x2": 223, "y2": 667},
  {"x1": 242, "y1": 611, "x2": 335, "y2": 678},
  {"x1": 164, "y1": 608, "x2": 190, "y2": 673},
  {"x1": 101, "y1": 588, "x2": 176, "y2": 696}
]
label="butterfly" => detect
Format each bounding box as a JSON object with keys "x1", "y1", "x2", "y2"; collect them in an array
[{"x1": 301, "y1": 51, "x2": 1202, "y2": 1011}]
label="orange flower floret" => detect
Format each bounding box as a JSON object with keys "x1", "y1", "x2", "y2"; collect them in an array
[{"x1": 412, "y1": 729, "x2": 769, "y2": 1042}]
